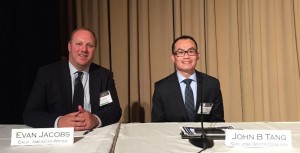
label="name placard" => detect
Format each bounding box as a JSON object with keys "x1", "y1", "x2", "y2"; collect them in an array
[
  {"x1": 225, "y1": 130, "x2": 292, "y2": 148},
  {"x1": 11, "y1": 128, "x2": 74, "y2": 146}
]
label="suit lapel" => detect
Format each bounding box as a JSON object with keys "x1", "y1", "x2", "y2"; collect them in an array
[
  {"x1": 195, "y1": 71, "x2": 204, "y2": 113},
  {"x1": 168, "y1": 72, "x2": 189, "y2": 121},
  {"x1": 59, "y1": 61, "x2": 73, "y2": 113},
  {"x1": 89, "y1": 64, "x2": 101, "y2": 112}
]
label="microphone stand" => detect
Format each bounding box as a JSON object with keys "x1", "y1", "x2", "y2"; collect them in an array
[{"x1": 188, "y1": 81, "x2": 214, "y2": 150}]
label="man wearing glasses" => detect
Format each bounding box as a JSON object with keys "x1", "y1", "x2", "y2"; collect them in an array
[{"x1": 151, "y1": 35, "x2": 225, "y2": 122}]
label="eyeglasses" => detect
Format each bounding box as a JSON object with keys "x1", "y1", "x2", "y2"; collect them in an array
[{"x1": 173, "y1": 49, "x2": 198, "y2": 57}]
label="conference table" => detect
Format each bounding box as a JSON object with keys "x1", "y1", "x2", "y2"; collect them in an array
[
  {"x1": 2, "y1": 122, "x2": 300, "y2": 152},
  {"x1": 114, "y1": 122, "x2": 300, "y2": 153},
  {"x1": 0, "y1": 123, "x2": 120, "y2": 153}
]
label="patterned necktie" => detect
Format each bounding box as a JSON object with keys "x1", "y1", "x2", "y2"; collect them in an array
[
  {"x1": 183, "y1": 79, "x2": 195, "y2": 121},
  {"x1": 73, "y1": 71, "x2": 84, "y2": 111}
]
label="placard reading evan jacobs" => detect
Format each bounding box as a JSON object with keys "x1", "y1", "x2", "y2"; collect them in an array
[{"x1": 16, "y1": 131, "x2": 71, "y2": 138}]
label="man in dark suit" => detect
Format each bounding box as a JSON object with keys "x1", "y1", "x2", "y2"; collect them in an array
[
  {"x1": 152, "y1": 35, "x2": 224, "y2": 122},
  {"x1": 23, "y1": 28, "x2": 122, "y2": 131}
]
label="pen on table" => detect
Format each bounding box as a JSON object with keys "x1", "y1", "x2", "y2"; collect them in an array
[{"x1": 83, "y1": 129, "x2": 93, "y2": 135}]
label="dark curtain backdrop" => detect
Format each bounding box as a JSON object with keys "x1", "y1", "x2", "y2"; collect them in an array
[{"x1": 0, "y1": 0, "x2": 73, "y2": 124}]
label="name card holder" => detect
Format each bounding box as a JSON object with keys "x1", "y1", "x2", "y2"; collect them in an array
[
  {"x1": 225, "y1": 130, "x2": 292, "y2": 148},
  {"x1": 11, "y1": 128, "x2": 74, "y2": 146}
]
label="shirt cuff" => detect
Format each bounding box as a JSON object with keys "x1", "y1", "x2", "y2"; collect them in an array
[
  {"x1": 93, "y1": 114, "x2": 102, "y2": 128},
  {"x1": 54, "y1": 116, "x2": 61, "y2": 128}
]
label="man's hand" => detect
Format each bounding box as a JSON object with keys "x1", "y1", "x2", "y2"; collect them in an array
[
  {"x1": 77, "y1": 105, "x2": 99, "y2": 130},
  {"x1": 57, "y1": 111, "x2": 86, "y2": 131}
]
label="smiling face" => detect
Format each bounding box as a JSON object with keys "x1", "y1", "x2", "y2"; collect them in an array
[
  {"x1": 171, "y1": 39, "x2": 199, "y2": 78},
  {"x1": 68, "y1": 29, "x2": 96, "y2": 71}
]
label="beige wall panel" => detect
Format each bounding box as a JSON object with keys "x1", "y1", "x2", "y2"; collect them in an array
[
  {"x1": 181, "y1": 0, "x2": 207, "y2": 73},
  {"x1": 128, "y1": 0, "x2": 141, "y2": 122},
  {"x1": 275, "y1": 0, "x2": 299, "y2": 121},
  {"x1": 294, "y1": 0, "x2": 300, "y2": 119},
  {"x1": 110, "y1": 0, "x2": 129, "y2": 123},
  {"x1": 238, "y1": 0, "x2": 255, "y2": 121},
  {"x1": 137, "y1": 0, "x2": 152, "y2": 122},
  {"x1": 205, "y1": 0, "x2": 219, "y2": 78},
  {"x1": 260, "y1": 0, "x2": 281, "y2": 121},
  {"x1": 215, "y1": 0, "x2": 243, "y2": 122},
  {"x1": 98, "y1": 0, "x2": 111, "y2": 69},
  {"x1": 149, "y1": 0, "x2": 174, "y2": 84},
  {"x1": 90, "y1": 0, "x2": 100, "y2": 65},
  {"x1": 173, "y1": 0, "x2": 182, "y2": 38},
  {"x1": 249, "y1": 0, "x2": 265, "y2": 121},
  {"x1": 73, "y1": 0, "x2": 300, "y2": 123}
]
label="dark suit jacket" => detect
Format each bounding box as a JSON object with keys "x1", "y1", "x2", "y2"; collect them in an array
[
  {"x1": 151, "y1": 71, "x2": 224, "y2": 122},
  {"x1": 23, "y1": 60, "x2": 122, "y2": 128}
]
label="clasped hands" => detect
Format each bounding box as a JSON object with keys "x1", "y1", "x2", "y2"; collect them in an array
[{"x1": 58, "y1": 105, "x2": 99, "y2": 131}]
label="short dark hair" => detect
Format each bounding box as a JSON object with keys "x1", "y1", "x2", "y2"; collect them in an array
[
  {"x1": 171, "y1": 35, "x2": 198, "y2": 53},
  {"x1": 69, "y1": 27, "x2": 97, "y2": 47}
]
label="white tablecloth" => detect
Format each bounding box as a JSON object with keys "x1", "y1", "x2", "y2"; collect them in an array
[
  {"x1": 114, "y1": 122, "x2": 300, "y2": 153},
  {"x1": 0, "y1": 123, "x2": 120, "y2": 153}
]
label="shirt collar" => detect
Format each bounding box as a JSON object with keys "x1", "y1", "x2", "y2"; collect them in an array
[
  {"x1": 177, "y1": 71, "x2": 197, "y2": 83},
  {"x1": 68, "y1": 61, "x2": 89, "y2": 75}
]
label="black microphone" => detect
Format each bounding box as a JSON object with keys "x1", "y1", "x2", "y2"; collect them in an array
[{"x1": 188, "y1": 81, "x2": 214, "y2": 151}]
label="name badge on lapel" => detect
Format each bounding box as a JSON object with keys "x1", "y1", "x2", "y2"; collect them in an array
[
  {"x1": 99, "y1": 90, "x2": 113, "y2": 106},
  {"x1": 197, "y1": 103, "x2": 213, "y2": 114}
]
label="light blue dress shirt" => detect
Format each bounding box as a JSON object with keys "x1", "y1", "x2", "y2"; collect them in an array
[
  {"x1": 54, "y1": 61, "x2": 101, "y2": 128},
  {"x1": 177, "y1": 71, "x2": 197, "y2": 108}
]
